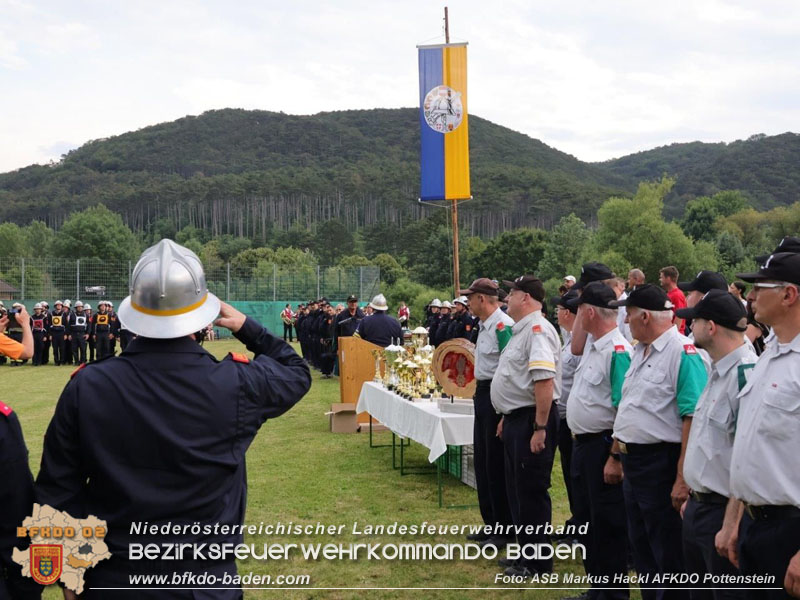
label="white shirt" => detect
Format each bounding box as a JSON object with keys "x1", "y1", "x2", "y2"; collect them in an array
[
  {"x1": 730, "y1": 332, "x2": 800, "y2": 507},
  {"x1": 683, "y1": 343, "x2": 757, "y2": 497},
  {"x1": 557, "y1": 330, "x2": 582, "y2": 419},
  {"x1": 491, "y1": 310, "x2": 561, "y2": 415},
  {"x1": 617, "y1": 292, "x2": 633, "y2": 343},
  {"x1": 614, "y1": 326, "x2": 708, "y2": 444},
  {"x1": 568, "y1": 328, "x2": 633, "y2": 435},
  {"x1": 474, "y1": 307, "x2": 515, "y2": 381}
]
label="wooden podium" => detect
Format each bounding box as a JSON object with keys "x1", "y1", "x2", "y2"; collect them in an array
[{"x1": 338, "y1": 337, "x2": 385, "y2": 424}]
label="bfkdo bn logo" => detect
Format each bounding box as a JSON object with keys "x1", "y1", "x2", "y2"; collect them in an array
[
  {"x1": 30, "y1": 545, "x2": 63, "y2": 585},
  {"x1": 14, "y1": 504, "x2": 112, "y2": 594}
]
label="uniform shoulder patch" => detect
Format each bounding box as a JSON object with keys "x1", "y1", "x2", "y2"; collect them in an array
[
  {"x1": 614, "y1": 345, "x2": 626, "y2": 353},
  {"x1": 465, "y1": 324, "x2": 472, "y2": 332},
  {"x1": 0, "y1": 402, "x2": 12, "y2": 416},
  {"x1": 532, "y1": 324, "x2": 543, "y2": 334},
  {"x1": 229, "y1": 352, "x2": 250, "y2": 364},
  {"x1": 683, "y1": 344, "x2": 697, "y2": 355},
  {"x1": 71, "y1": 363, "x2": 87, "y2": 379}
]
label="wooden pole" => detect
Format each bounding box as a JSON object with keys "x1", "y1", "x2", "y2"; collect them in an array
[{"x1": 444, "y1": 7, "x2": 460, "y2": 296}]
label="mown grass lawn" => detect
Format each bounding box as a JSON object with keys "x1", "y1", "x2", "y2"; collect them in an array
[{"x1": 5, "y1": 338, "x2": 630, "y2": 599}]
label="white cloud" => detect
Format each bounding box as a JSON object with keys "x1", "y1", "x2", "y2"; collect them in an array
[{"x1": 0, "y1": 0, "x2": 798, "y2": 172}]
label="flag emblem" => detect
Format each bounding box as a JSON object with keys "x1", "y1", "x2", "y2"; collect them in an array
[
  {"x1": 423, "y1": 85, "x2": 463, "y2": 133},
  {"x1": 31, "y1": 545, "x2": 62, "y2": 585}
]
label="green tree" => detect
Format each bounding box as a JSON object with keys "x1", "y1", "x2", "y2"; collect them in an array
[
  {"x1": 50, "y1": 204, "x2": 139, "y2": 260},
  {"x1": 471, "y1": 228, "x2": 550, "y2": 283},
  {"x1": 0, "y1": 223, "x2": 28, "y2": 256},
  {"x1": 313, "y1": 220, "x2": 354, "y2": 265},
  {"x1": 538, "y1": 213, "x2": 592, "y2": 280},
  {"x1": 23, "y1": 221, "x2": 54, "y2": 256},
  {"x1": 372, "y1": 253, "x2": 406, "y2": 285},
  {"x1": 681, "y1": 190, "x2": 750, "y2": 241}
]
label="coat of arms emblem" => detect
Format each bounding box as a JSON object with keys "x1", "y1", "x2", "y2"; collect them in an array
[
  {"x1": 423, "y1": 85, "x2": 463, "y2": 133},
  {"x1": 31, "y1": 544, "x2": 63, "y2": 585}
]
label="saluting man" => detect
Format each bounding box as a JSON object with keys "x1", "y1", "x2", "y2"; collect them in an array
[
  {"x1": 675, "y1": 290, "x2": 755, "y2": 600},
  {"x1": 730, "y1": 253, "x2": 800, "y2": 599},
  {"x1": 491, "y1": 275, "x2": 561, "y2": 578},
  {"x1": 610, "y1": 284, "x2": 708, "y2": 600}
]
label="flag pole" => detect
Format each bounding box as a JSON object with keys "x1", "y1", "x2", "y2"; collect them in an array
[{"x1": 444, "y1": 6, "x2": 461, "y2": 297}]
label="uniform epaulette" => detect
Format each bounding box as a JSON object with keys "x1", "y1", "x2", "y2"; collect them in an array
[
  {"x1": 71, "y1": 363, "x2": 87, "y2": 378},
  {"x1": 683, "y1": 344, "x2": 697, "y2": 355},
  {"x1": 229, "y1": 352, "x2": 250, "y2": 364},
  {"x1": 0, "y1": 401, "x2": 12, "y2": 416}
]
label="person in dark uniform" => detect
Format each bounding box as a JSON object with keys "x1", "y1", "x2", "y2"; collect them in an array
[
  {"x1": 0, "y1": 307, "x2": 41, "y2": 599},
  {"x1": 295, "y1": 304, "x2": 308, "y2": 361},
  {"x1": 49, "y1": 300, "x2": 68, "y2": 365},
  {"x1": 39, "y1": 301, "x2": 51, "y2": 365},
  {"x1": 35, "y1": 239, "x2": 311, "y2": 600},
  {"x1": 319, "y1": 303, "x2": 336, "y2": 378},
  {"x1": 447, "y1": 296, "x2": 475, "y2": 340},
  {"x1": 84, "y1": 304, "x2": 96, "y2": 362},
  {"x1": 62, "y1": 300, "x2": 74, "y2": 365},
  {"x1": 354, "y1": 294, "x2": 402, "y2": 348},
  {"x1": 108, "y1": 301, "x2": 120, "y2": 356},
  {"x1": 335, "y1": 295, "x2": 364, "y2": 341},
  {"x1": 426, "y1": 299, "x2": 442, "y2": 344},
  {"x1": 92, "y1": 301, "x2": 114, "y2": 360},
  {"x1": 68, "y1": 301, "x2": 90, "y2": 364},
  {"x1": 434, "y1": 301, "x2": 453, "y2": 346},
  {"x1": 30, "y1": 303, "x2": 49, "y2": 366}
]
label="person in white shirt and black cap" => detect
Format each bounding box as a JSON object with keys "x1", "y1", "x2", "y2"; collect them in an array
[
  {"x1": 552, "y1": 288, "x2": 583, "y2": 540},
  {"x1": 728, "y1": 252, "x2": 800, "y2": 600},
  {"x1": 675, "y1": 290, "x2": 756, "y2": 600},
  {"x1": 610, "y1": 284, "x2": 708, "y2": 600},
  {"x1": 566, "y1": 282, "x2": 633, "y2": 600},
  {"x1": 459, "y1": 278, "x2": 515, "y2": 549},
  {"x1": 491, "y1": 275, "x2": 562, "y2": 577},
  {"x1": 570, "y1": 262, "x2": 616, "y2": 357}
]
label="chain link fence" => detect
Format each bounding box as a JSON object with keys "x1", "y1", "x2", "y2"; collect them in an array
[{"x1": 0, "y1": 258, "x2": 381, "y2": 306}]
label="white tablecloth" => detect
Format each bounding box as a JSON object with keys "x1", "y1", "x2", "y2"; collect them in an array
[{"x1": 356, "y1": 382, "x2": 474, "y2": 462}]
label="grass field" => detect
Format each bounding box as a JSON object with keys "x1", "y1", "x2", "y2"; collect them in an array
[{"x1": 6, "y1": 339, "x2": 610, "y2": 599}]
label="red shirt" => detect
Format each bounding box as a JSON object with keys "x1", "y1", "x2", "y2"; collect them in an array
[{"x1": 667, "y1": 287, "x2": 687, "y2": 334}]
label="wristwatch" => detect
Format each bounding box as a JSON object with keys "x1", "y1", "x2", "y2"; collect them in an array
[{"x1": 532, "y1": 422, "x2": 547, "y2": 432}]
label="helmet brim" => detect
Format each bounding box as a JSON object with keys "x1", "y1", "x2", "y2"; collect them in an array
[{"x1": 117, "y1": 293, "x2": 221, "y2": 339}]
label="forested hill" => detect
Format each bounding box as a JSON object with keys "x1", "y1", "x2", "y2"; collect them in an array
[
  {"x1": 0, "y1": 108, "x2": 627, "y2": 238},
  {"x1": 1, "y1": 108, "x2": 799, "y2": 237},
  {"x1": 599, "y1": 132, "x2": 800, "y2": 217}
]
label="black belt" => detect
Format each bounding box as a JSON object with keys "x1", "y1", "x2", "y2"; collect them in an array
[
  {"x1": 571, "y1": 430, "x2": 613, "y2": 442},
  {"x1": 617, "y1": 441, "x2": 680, "y2": 455},
  {"x1": 690, "y1": 490, "x2": 728, "y2": 505},
  {"x1": 476, "y1": 379, "x2": 492, "y2": 389},
  {"x1": 744, "y1": 503, "x2": 800, "y2": 521}
]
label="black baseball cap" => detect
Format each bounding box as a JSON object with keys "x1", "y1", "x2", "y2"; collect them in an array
[
  {"x1": 677, "y1": 270, "x2": 728, "y2": 293},
  {"x1": 458, "y1": 278, "x2": 500, "y2": 297},
  {"x1": 347, "y1": 294, "x2": 358, "y2": 302},
  {"x1": 552, "y1": 289, "x2": 580, "y2": 314},
  {"x1": 568, "y1": 281, "x2": 618, "y2": 310},
  {"x1": 737, "y1": 252, "x2": 800, "y2": 286},
  {"x1": 609, "y1": 283, "x2": 673, "y2": 311},
  {"x1": 498, "y1": 288, "x2": 508, "y2": 302},
  {"x1": 502, "y1": 275, "x2": 546, "y2": 302},
  {"x1": 675, "y1": 289, "x2": 747, "y2": 331},
  {"x1": 755, "y1": 237, "x2": 800, "y2": 265},
  {"x1": 574, "y1": 262, "x2": 614, "y2": 290}
]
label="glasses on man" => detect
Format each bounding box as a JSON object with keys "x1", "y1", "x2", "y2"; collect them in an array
[{"x1": 751, "y1": 282, "x2": 790, "y2": 291}]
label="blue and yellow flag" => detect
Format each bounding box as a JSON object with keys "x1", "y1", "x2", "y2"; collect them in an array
[{"x1": 417, "y1": 43, "x2": 470, "y2": 201}]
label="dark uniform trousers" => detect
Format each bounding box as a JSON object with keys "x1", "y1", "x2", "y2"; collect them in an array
[
  {"x1": 51, "y1": 331, "x2": 66, "y2": 364},
  {"x1": 473, "y1": 380, "x2": 513, "y2": 530},
  {"x1": 571, "y1": 432, "x2": 629, "y2": 600},
  {"x1": 283, "y1": 322, "x2": 294, "y2": 341},
  {"x1": 620, "y1": 443, "x2": 687, "y2": 600},
  {"x1": 71, "y1": 332, "x2": 87, "y2": 364},
  {"x1": 32, "y1": 330, "x2": 47, "y2": 366},
  {"x1": 96, "y1": 330, "x2": 112, "y2": 359},
  {"x1": 0, "y1": 410, "x2": 43, "y2": 599},
  {"x1": 558, "y1": 416, "x2": 577, "y2": 526},
  {"x1": 682, "y1": 498, "x2": 743, "y2": 600},
  {"x1": 738, "y1": 511, "x2": 800, "y2": 600},
  {"x1": 503, "y1": 401, "x2": 559, "y2": 573}
]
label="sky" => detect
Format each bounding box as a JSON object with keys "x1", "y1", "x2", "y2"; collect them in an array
[{"x1": 1, "y1": 0, "x2": 799, "y2": 174}]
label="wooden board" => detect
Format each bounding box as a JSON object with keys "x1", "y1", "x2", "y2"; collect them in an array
[
  {"x1": 338, "y1": 336, "x2": 385, "y2": 424},
  {"x1": 432, "y1": 338, "x2": 476, "y2": 398}
]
